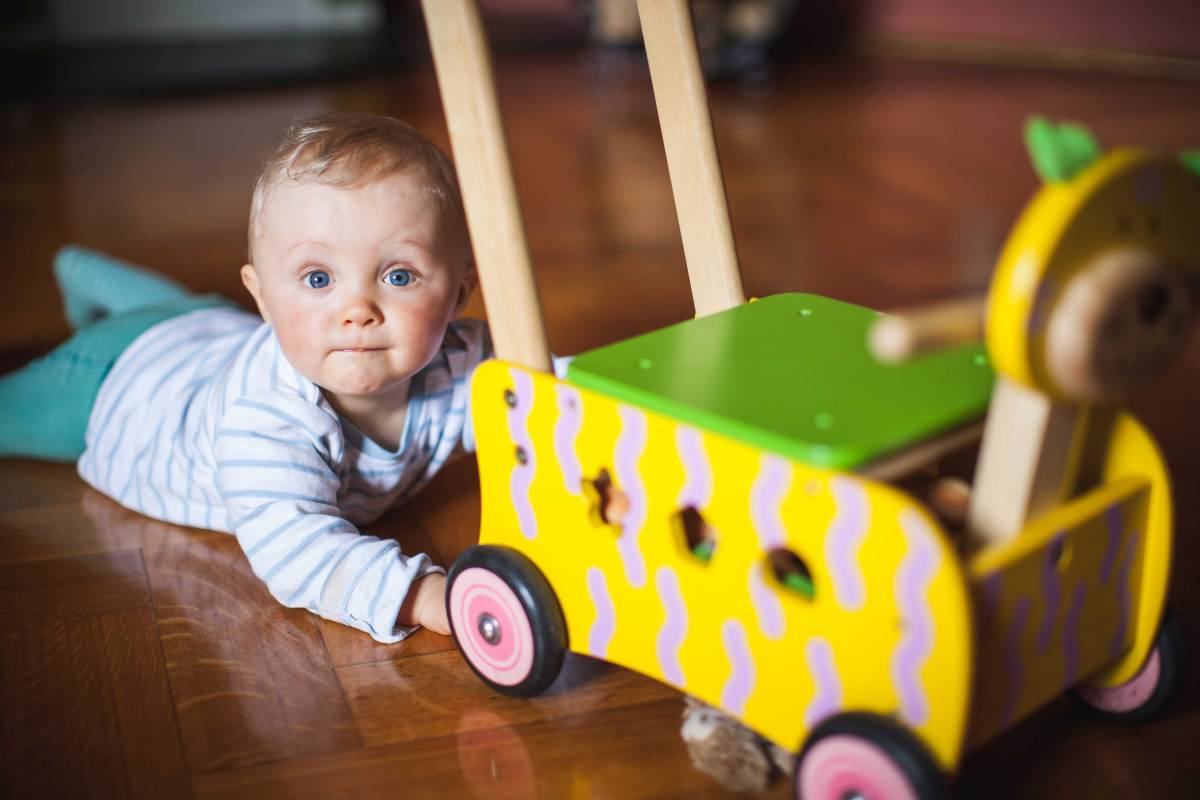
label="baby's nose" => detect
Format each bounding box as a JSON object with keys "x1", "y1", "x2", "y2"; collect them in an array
[{"x1": 342, "y1": 295, "x2": 382, "y2": 326}]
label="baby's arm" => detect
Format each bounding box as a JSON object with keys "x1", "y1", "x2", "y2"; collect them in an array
[
  {"x1": 399, "y1": 572, "x2": 449, "y2": 634},
  {"x1": 216, "y1": 394, "x2": 447, "y2": 641}
]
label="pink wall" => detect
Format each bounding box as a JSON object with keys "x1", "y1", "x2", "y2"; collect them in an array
[{"x1": 868, "y1": 0, "x2": 1200, "y2": 58}]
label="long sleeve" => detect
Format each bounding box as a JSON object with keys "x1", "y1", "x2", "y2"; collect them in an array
[{"x1": 215, "y1": 392, "x2": 441, "y2": 642}]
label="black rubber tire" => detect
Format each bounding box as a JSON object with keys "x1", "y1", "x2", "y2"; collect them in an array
[
  {"x1": 446, "y1": 544, "x2": 568, "y2": 698},
  {"x1": 796, "y1": 712, "x2": 949, "y2": 800},
  {"x1": 1073, "y1": 609, "x2": 1187, "y2": 725}
]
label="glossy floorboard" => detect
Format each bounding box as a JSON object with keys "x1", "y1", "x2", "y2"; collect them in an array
[{"x1": 2, "y1": 49, "x2": 1200, "y2": 798}]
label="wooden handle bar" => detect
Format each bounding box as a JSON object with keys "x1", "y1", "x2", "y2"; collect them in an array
[
  {"x1": 636, "y1": 0, "x2": 745, "y2": 318},
  {"x1": 421, "y1": 0, "x2": 552, "y2": 372}
]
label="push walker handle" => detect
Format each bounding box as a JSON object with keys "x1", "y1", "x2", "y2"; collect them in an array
[{"x1": 421, "y1": 0, "x2": 552, "y2": 373}]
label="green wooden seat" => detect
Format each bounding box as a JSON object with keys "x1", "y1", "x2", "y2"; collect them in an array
[{"x1": 567, "y1": 293, "x2": 994, "y2": 471}]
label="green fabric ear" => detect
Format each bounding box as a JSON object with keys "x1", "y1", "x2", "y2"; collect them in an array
[
  {"x1": 1025, "y1": 117, "x2": 1102, "y2": 183},
  {"x1": 1180, "y1": 150, "x2": 1200, "y2": 177}
]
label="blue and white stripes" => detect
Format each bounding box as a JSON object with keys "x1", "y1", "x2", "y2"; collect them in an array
[{"x1": 78, "y1": 307, "x2": 491, "y2": 642}]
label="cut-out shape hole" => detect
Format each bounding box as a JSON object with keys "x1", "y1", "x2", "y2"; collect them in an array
[
  {"x1": 674, "y1": 506, "x2": 716, "y2": 563},
  {"x1": 768, "y1": 548, "x2": 815, "y2": 600},
  {"x1": 504, "y1": 389, "x2": 517, "y2": 408},
  {"x1": 1050, "y1": 537, "x2": 1073, "y2": 573},
  {"x1": 515, "y1": 446, "x2": 528, "y2": 465},
  {"x1": 585, "y1": 468, "x2": 629, "y2": 526}
]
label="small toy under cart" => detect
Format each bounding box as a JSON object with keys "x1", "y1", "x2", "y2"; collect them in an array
[{"x1": 417, "y1": 1, "x2": 1200, "y2": 797}]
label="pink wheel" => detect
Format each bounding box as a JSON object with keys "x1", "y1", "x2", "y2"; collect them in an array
[
  {"x1": 1076, "y1": 650, "x2": 1161, "y2": 713},
  {"x1": 796, "y1": 714, "x2": 945, "y2": 800},
  {"x1": 799, "y1": 735, "x2": 919, "y2": 800},
  {"x1": 450, "y1": 567, "x2": 536, "y2": 687},
  {"x1": 447, "y1": 545, "x2": 566, "y2": 697},
  {"x1": 1074, "y1": 610, "x2": 1185, "y2": 724}
]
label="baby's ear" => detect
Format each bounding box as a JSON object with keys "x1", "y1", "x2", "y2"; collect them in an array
[
  {"x1": 454, "y1": 263, "x2": 478, "y2": 314},
  {"x1": 240, "y1": 264, "x2": 270, "y2": 323}
]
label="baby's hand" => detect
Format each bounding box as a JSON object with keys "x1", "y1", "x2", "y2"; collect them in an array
[{"x1": 400, "y1": 573, "x2": 450, "y2": 635}]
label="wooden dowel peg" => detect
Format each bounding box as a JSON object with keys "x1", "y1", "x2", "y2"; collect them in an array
[{"x1": 871, "y1": 295, "x2": 987, "y2": 363}]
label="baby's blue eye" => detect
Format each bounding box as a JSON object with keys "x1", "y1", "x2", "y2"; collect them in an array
[
  {"x1": 304, "y1": 270, "x2": 330, "y2": 289},
  {"x1": 386, "y1": 269, "x2": 413, "y2": 287}
]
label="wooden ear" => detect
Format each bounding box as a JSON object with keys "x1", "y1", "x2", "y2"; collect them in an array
[{"x1": 1025, "y1": 117, "x2": 1102, "y2": 183}]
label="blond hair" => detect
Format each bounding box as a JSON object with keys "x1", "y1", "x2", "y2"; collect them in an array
[{"x1": 248, "y1": 111, "x2": 466, "y2": 257}]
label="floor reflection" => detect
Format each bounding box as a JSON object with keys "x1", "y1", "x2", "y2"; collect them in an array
[{"x1": 456, "y1": 709, "x2": 538, "y2": 799}]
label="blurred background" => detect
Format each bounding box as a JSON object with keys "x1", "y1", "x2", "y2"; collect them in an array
[
  {"x1": 4, "y1": 0, "x2": 1200, "y2": 98},
  {"x1": 3, "y1": 0, "x2": 1199, "y2": 358}
]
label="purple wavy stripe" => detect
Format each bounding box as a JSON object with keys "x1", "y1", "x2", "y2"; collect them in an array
[
  {"x1": 720, "y1": 619, "x2": 755, "y2": 716},
  {"x1": 804, "y1": 637, "x2": 842, "y2": 728},
  {"x1": 1064, "y1": 582, "x2": 1087, "y2": 685},
  {"x1": 1101, "y1": 504, "x2": 1123, "y2": 584},
  {"x1": 977, "y1": 573, "x2": 1004, "y2": 642},
  {"x1": 827, "y1": 477, "x2": 869, "y2": 611},
  {"x1": 507, "y1": 369, "x2": 537, "y2": 540},
  {"x1": 587, "y1": 567, "x2": 616, "y2": 658},
  {"x1": 891, "y1": 510, "x2": 938, "y2": 726},
  {"x1": 655, "y1": 567, "x2": 688, "y2": 687},
  {"x1": 1036, "y1": 533, "x2": 1065, "y2": 653},
  {"x1": 1000, "y1": 595, "x2": 1031, "y2": 727},
  {"x1": 749, "y1": 562, "x2": 784, "y2": 640},
  {"x1": 615, "y1": 406, "x2": 649, "y2": 587},
  {"x1": 1110, "y1": 535, "x2": 1135, "y2": 660},
  {"x1": 749, "y1": 455, "x2": 790, "y2": 549},
  {"x1": 553, "y1": 385, "x2": 583, "y2": 495},
  {"x1": 675, "y1": 425, "x2": 712, "y2": 509}
]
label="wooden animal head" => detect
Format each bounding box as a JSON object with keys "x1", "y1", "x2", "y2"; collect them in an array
[{"x1": 985, "y1": 118, "x2": 1200, "y2": 403}]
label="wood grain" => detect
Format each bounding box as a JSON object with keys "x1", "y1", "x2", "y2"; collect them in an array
[
  {"x1": 0, "y1": 609, "x2": 188, "y2": 799},
  {"x1": 191, "y1": 696, "x2": 749, "y2": 800},
  {"x1": 139, "y1": 519, "x2": 362, "y2": 772},
  {"x1": 337, "y1": 650, "x2": 679, "y2": 748},
  {"x1": 0, "y1": 549, "x2": 149, "y2": 625}
]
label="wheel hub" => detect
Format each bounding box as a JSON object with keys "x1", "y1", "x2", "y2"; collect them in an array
[{"x1": 477, "y1": 612, "x2": 502, "y2": 645}]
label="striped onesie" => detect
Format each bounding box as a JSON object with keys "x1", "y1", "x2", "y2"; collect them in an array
[{"x1": 78, "y1": 306, "x2": 491, "y2": 642}]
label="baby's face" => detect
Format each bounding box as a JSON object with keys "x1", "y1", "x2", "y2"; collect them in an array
[{"x1": 244, "y1": 172, "x2": 473, "y2": 404}]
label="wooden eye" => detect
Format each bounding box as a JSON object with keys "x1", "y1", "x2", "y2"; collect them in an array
[{"x1": 1138, "y1": 283, "x2": 1169, "y2": 324}]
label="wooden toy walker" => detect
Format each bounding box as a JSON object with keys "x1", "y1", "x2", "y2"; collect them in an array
[{"x1": 420, "y1": 1, "x2": 1200, "y2": 797}]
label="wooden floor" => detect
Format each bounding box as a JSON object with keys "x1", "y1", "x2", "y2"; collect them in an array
[{"x1": 3, "y1": 48, "x2": 1200, "y2": 799}]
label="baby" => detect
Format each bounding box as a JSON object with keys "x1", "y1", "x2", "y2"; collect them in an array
[{"x1": 0, "y1": 112, "x2": 489, "y2": 640}]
